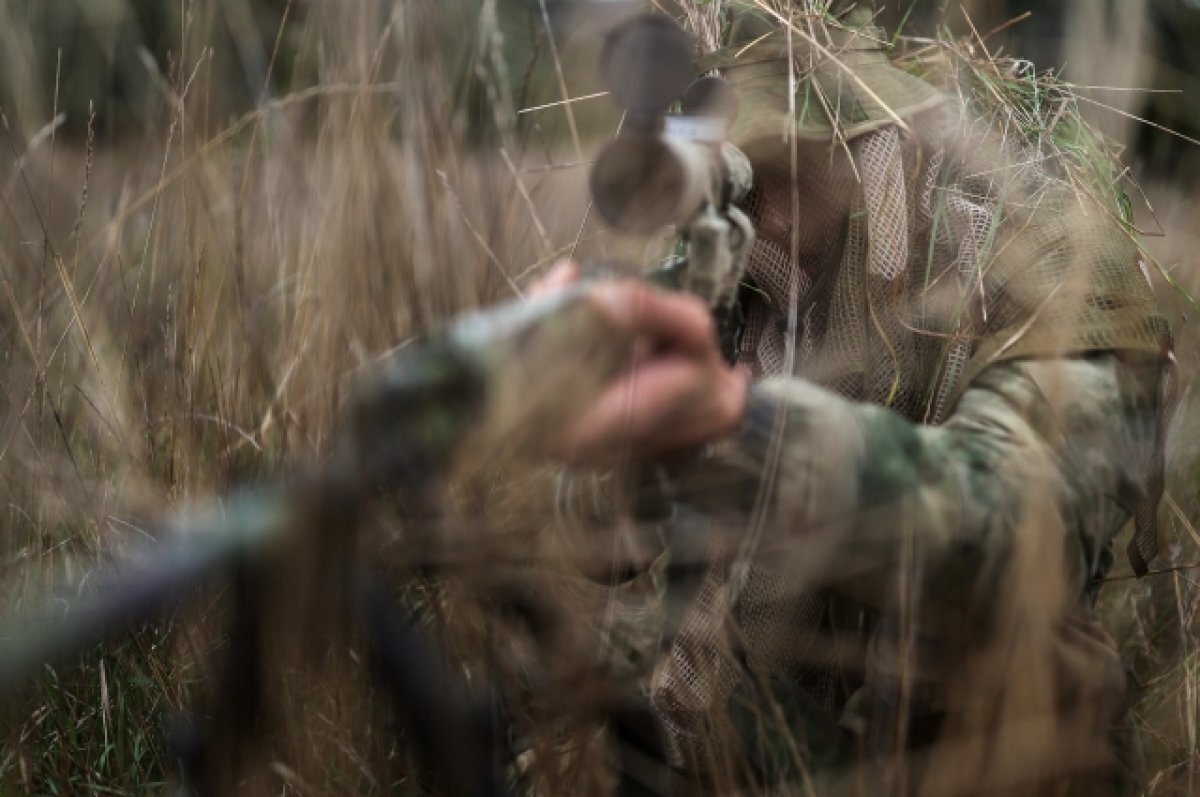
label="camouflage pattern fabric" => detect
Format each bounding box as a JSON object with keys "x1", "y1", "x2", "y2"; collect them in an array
[
  {"x1": 656, "y1": 352, "x2": 1159, "y2": 794},
  {"x1": 556, "y1": 4, "x2": 1172, "y2": 793}
]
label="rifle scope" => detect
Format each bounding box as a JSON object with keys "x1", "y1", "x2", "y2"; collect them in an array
[{"x1": 590, "y1": 14, "x2": 747, "y2": 235}]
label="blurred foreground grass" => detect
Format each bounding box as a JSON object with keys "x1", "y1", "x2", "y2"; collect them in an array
[{"x1": 1, "y1": 1, "x2": 1199, "y2": 794}]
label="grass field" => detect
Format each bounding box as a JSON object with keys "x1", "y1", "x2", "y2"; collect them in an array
[{"x1": 2, "y1": 1, "x2": 1199, "y2": 794}]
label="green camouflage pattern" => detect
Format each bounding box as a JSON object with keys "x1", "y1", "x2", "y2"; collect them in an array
[{"x1": 655, "y1": 351, "x2": 1159, "y2": 793}]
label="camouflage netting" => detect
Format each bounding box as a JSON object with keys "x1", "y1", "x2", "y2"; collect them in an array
[
  {"x1": 647, "y1": 0, "x2": 1172, "y2": 779},
  {"x1": 738, "y1": 116, "x2": 1168, "y2": 421}
]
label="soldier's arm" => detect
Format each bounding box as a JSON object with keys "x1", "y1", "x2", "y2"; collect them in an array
[{"x1": 667, "y1": 354, "x2": 1161, "y2": 614}]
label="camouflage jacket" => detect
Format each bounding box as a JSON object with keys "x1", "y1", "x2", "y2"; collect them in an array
[
  {"x1": 627, "y1": 350, "x2": 1163, "y2": 794},
  {"x1": 556, "y1": 345, "x2": 1164, "y2": 794}
]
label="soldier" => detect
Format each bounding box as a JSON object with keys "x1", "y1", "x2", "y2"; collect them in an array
[{"x1": 541, "y1": 2, "x2": 1171, "y2": 795}]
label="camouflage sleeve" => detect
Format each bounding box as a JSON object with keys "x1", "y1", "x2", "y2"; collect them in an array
[{"x1": 668, "y1": 353, "x2": 1161, "y2": 613}]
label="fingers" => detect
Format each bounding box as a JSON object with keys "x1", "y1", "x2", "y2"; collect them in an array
[
  {"x1": 528, "y1": 260, "x2": 580, "y2": 298},
  {"x1": 556, "y1": 363, "x2": 692, "y2": 465},
  {"x1": 531, "y1": 267, "x2": 715, "y2": 358},
  {"x1": 590, "y1": 281, "x2": 716, "y2": 357},
  {"x1": 526, "y1": 269, "x2": 735, "y2": 465},
  {"x1": 556, "y1": 355, "x2": 749, "y2": 466}
]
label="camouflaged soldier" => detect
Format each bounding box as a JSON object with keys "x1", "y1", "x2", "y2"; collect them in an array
[{"x1": 548, "y1": 3, "x2": 1173, "y2": 794}]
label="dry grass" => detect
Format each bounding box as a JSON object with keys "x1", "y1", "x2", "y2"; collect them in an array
[
  {"x1": 0, "y1": 2, "x2": 608, "y2": 792},
  {"x1": 0, "y1": 1, "x2": 1198, "y2": 795}
]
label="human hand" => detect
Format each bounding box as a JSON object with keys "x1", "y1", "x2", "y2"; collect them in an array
[{"x1": 531, "y1": 262, "x2": 750, "y2": 468}]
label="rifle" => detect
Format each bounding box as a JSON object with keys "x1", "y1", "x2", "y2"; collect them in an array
[
  {"x1": 590, "y1": 13, "x2": 755, "y2": 362},
  {"x1": 0, "y1": 12, "x2": 754, "y2": 796}
]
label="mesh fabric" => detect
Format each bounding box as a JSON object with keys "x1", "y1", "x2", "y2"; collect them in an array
[{"x1": 651, "y1": 102, "x2": 1171, "y2": 771}]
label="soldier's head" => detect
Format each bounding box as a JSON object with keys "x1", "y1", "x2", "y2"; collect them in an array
[{"x1": 713, "y1": 3, "x2": 943, "y2": 258}]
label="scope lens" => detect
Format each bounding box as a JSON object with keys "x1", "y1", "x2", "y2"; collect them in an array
[
  {"x1": 599, "y1": 14, "x2": 695, "y2": 116},
  {"x1": 591, "y1": 135, "x2": 688, "y2": 234}
]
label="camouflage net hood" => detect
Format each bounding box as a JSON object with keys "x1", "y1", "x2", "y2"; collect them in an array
[
  {"x1": 705, "y1": 3, "x2": 946, "y2": 144},
  {"x1": 707, "y1": 1, "x2": 1169, "y2": 409}
]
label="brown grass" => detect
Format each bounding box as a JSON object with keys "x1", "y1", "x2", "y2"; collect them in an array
[{"x1": 1, "y1": 1, "x2": 1199, "y2": 795}]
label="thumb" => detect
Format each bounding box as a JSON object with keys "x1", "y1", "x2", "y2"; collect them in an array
[{"x1": 528, "y1": 260, "x2": 581, "y2": 298}]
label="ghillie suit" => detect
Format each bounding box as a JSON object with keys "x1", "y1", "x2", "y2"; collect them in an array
[{"x1": 564, "y1": 2, "x2": 1174, "y2": 795}]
